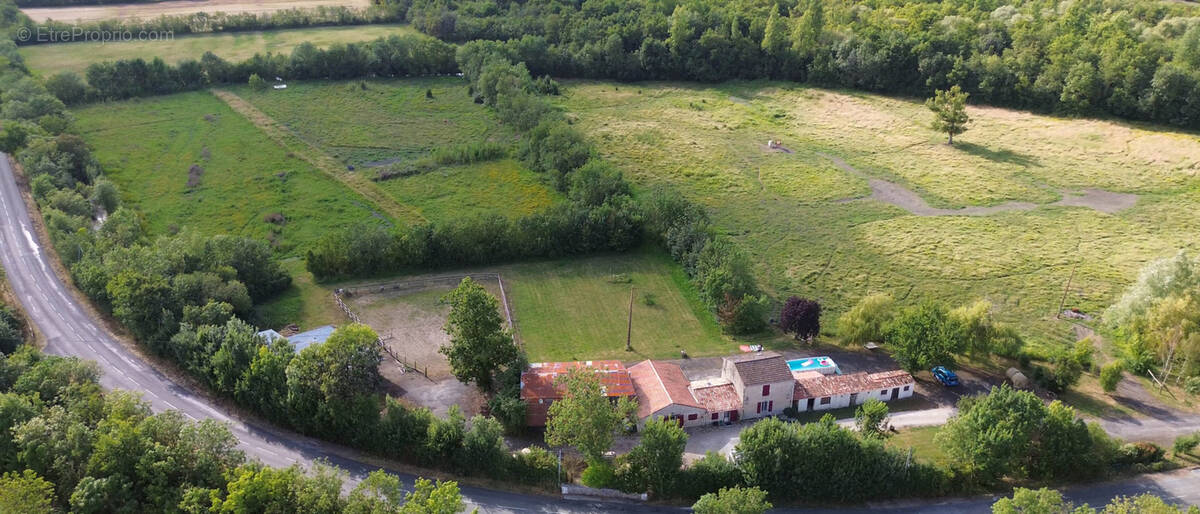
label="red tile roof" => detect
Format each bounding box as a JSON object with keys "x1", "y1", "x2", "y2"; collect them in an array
[
  {"x1": 793, "y1": 370, "x2": 915, "y2": 399},
  {"x1": 692, "y1": 382, "x2": 741, "y2": 413},
  {"x1": 520, "y1": 361, "x2": 635, "y2": 401},
  {"x1": 629, "y1": 360, "x2": 705, "y2": 419}
]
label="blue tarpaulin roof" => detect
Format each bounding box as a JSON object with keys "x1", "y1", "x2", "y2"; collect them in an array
[
  {"x1": 288, "y1": 325, "x2": 336, "y2": 352},
  {"x1": 256, "y1": 326, "x2": 336, "y2": 352}
]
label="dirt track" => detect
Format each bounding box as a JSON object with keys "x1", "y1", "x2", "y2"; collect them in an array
[
  {"x1": 23, "y1": 0, "x2": 370, "y2": 23},
  {"x1": 818, "y1": 152, "x2": 1138, "y2": 216}
]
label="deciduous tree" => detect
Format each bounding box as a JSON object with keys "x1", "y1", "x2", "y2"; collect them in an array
[
  {"x1": 780, "y1": 296, "x2": 821, "y2": 341},
  {"x1": 926, "y1": 85, "x2": 970, "y2": 144},
  {"x1": 545, "y1": 369, "x2": 635, "y2": 462},
  {"x1": 440, "y1": 278, "x2": 520, "y2": 392}
]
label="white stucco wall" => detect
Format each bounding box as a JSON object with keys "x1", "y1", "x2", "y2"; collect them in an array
[
  {"x1": 739, "y1": 379, "x2": 793, "y2": 419},
  {"x1": 640, "y1": 404, "x2": 710, "y2": 429}
]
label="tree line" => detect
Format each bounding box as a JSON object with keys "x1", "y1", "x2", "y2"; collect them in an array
[
  {"x1": 407, "y1": 0, "x2": 1200, "y2": 129},
  {"x1": 11, "y1": 0, "x2": 412, "y2": 45},
  {"x1": 306, "y1": 43, "x2": 769, "y2": 333},
  {"x1": 44, "y1": 32, "x2": 457, "y2": 103},
  {"x1": 0, "y1": 307, "x2": 468, "y2": 513}
]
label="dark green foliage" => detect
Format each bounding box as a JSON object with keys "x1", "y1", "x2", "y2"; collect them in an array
[
  {"x1": 937, "y1": 386, "x2": 1118, "y2": 485},
  {"x1": 440, "y1": 277, "x2": 521, "y2": 392},
  {"x1": 735, "y1": 415, "x2": 945, "y2": 502},
  {"x1": 618, "y1": 418, "x2": 687, "y2": 497},
  {"x1": 885, "y1": 301, "x2": 964, "y2": 373},
  {"x1": 0, "y1": 306, "x2": 23, "y2": 355},
  {"x1": 411, "y1": 0, "x2": 1200, "y2": 129},
  {"x1": 79, "y1": 34, "x2": 455, "y2": 101},
  {"x1": 677, "y1": 452, "x2": 742, "y2": 500}
]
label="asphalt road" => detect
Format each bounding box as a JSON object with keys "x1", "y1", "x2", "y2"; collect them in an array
[{"x1": 1, "y1": 155, "x2": 1196, "y2": 512}]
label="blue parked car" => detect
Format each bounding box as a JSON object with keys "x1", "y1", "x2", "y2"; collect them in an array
[{"x1": 931, "y1": 366, "x2": 960, "y2": 387}]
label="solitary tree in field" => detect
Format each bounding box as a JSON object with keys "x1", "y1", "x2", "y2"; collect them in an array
[
  {"x1": 441, "y1": 277, "x2": 520, "y2": 392},
  {"x1": 779, "y1": 296, "x2": 820, "y2": 342},
  {"x1": 926, "y1": 85, "x2": 969, "y2": 145}
]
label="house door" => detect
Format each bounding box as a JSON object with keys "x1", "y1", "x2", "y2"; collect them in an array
[
  {"x1": 806, "y1": 398, "x2": 815, "y2": 411},
  {"x1": 890, "y1": 387, "x2": 899, "y2": 400},
  {"x1": 730, "y1": 410, "x2": 739, "y2": 422},
  {"x1": 849, "y1": 393, "x2": 859, "y2": 406}
]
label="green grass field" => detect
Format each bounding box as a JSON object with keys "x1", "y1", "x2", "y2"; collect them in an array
[
  {"x1": 21, "y1": 24, "x2": 412, "y2": 76},
  {"x1": 556, "y1": 81, "x2": 1200, "y2": 350},
  {"x1": 233, "y1": 78, "x2": 515, "y2": 168},
  {"x1": 885, "y1": 426, "x2": 948, "y2": 466},
  {"x1": 379, "y1": 159, "x2": 559, "y2": 220},
  {"x1": 73, "y1": 90, "x2": 387, "y2": 257},
  {"x1": 499, "y1": 249, "x2": 729, "y2": 362}
]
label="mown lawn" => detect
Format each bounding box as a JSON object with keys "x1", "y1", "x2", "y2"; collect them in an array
[
  {"x1": 557, "y1": 80, "x2": 1200, "y2": 351},
  {"x1": 21, "y1": 24, "x2": 412, "y2": 76},
  {"x1": 73, "y1": 90, "x2": 388, "y2": 257},
  {"x1": 499, "y1": 249, "x2": 730, "y2": 362},
  {"x1": 885, "y1": 426, "x2": 949, "y2": 467}
]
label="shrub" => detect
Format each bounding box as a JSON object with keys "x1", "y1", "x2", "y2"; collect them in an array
[
  {"x1": 1118, "y1": 442, "x2": 1164, "y2": 465},
  {"x1": 1100, "y1": 361, "x2": 1124, "y2": 393},
  {"x1": 248, "y1": 73, "x2": 268, "y2": 91},
  {"x1": 1185, "y1": 376, "x2": 1200, "y2": 396},
  {"x1": 1172, "y1": 433, "x2": 1199, "y2": 456},
  {"x1": 580, "y1": 459, "x2": 616, "y2": 489}
]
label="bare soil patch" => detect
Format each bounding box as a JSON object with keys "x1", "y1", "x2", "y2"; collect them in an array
[
  {"x1": 23, "y1": 0, "x2": 370, "y2": 23},
  {"x1": 340, "y1": 274, "x2": 508, "y2": 415},
  {"x1": 818, "y1": 152, "x2": 1138, "y2": 216}
]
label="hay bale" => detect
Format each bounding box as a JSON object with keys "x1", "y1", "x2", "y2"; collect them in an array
[{"x1": 1006, "y1": 367, "x2": 1031, "y2": 389}]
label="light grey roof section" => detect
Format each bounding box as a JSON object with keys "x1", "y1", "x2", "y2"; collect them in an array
[
  {"x1": 726, "y1": 351, "x2": 793, "y2": 385},
  {"x1": 287, "y1": 325, "x2": 336, "y2": 352},
  {"x1": 256, "y1": 329, "x2": 283, "y2": 344}
]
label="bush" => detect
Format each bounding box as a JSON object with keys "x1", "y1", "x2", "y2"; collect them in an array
[
  {"x1": 1118, "y1": 442, "x2": 1164, "y2": 465},
  {"x1": 1186, "y1": 376, "x2": 1200, "y2": 396},
  {"x1": 1100, "y1": 361, "x2": 1124, "y2": 393},
  {"x1": 509, "y1": 447, "x2": 559, "y2": 486},
  {"x1": 1173, "y1": 433, "x2": 1199, "y2": 456},
  {"x1": 248, "y1": 73, "x2": 268, "y2": 91},
  {"x1": 580, "y1": 459, "x2": 616, "y2": 489}
]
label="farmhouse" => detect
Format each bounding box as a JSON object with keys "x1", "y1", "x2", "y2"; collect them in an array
[
  {"x1": 519, "y1": 360, "x2": 635, "y2": 427},
  {"x1": 628, "y1": 360, "x2": 707, "y2": 429},
  {"x1": 792, "y1": 369, "x2": 915, "y2": 412},
  {"x1": 520, "y1": 352, "x2": 915, "y2": 430},
  {"x1": 721, "y1": 352, "x2": 795, "y2": 420}
]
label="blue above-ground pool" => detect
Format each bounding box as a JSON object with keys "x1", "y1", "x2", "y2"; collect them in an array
[{"x1": 787, "y1": 356, "x2": 840, "y2": 375}]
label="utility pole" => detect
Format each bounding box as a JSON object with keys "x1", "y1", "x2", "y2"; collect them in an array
[{"x1": 626, "y1": 287, "x2": 634, "y2": 352}]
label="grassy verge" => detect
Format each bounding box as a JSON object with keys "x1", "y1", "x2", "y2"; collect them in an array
[{"x1": 21, "y1": 24, "x2": 413, "y2": 77}]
